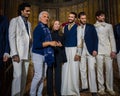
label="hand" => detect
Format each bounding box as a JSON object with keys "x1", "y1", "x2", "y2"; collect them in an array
[
  {"x1": 50, "y1": 41, "x2": 58, "y2": 47},
  {"x1": 57, "y1": 41, "x2": 62, "y2": 47},
  {"x1": 12, "y1": 55, "x2": 20, "y2": 63},
  {"x1": 74, "y1": 55, "x2": 81, "y2": 61},
  {"x1": 110, "y1": 52, "x2": 116, "y2": 59},
  {"x1": 92, "y1": 51, "x2": 97, "y2": 57},
  {"x1": 3, "y1": 55, "x2": 9, "y2": 62}
]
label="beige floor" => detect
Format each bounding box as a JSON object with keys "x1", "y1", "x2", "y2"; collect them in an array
[{"x1": 25, "y1": 59, "x2": 120, "y2": 96}]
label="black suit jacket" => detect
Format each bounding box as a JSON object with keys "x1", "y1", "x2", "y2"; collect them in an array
[
  {"x1": 114, "y1": 23, "x2": 120, "y2": 53},
  {"x1": 51, "y1": 31, "x2": 67, "y2": 65},
  {"x1": 84, "y1": 24, "x2": 98, "y2": 55},
  {"x1": 0, "y1": 15, "x2": 10, "y2": 59}
]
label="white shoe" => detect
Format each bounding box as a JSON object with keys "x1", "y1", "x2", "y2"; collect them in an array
[
  {"x1": 98, "y1": 89, "x2": 106, "y2": 95},
  {"x1": 106, "y1": 90, "x2": 115, "y2": 95}
]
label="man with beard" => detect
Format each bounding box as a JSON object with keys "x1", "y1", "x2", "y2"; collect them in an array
[
  {"x1": 94, "y1": 10, "x2": 116, "y2": 95},
  {"x1": 61, "y1": 12, "x2": 80, "y2": 96},
  {"x1": 30, "y1": 11, "x2": 58, "y2": 96},
  {"x1": 77, "y1": 12, "x2": 98, "y2": 96},
  {"x1": 9, "y1": 2, "x2": 31, "y2": 96}
]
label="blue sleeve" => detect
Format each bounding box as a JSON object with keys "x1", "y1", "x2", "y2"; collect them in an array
[
  {"x1": 32, "y1": 25, "x2": 44, "y2": 49},
  {"x1": 4, "y1": 16, "x2": 10, "y2": 54},
  {"x1": 114, "y1": 25, "x2": 118, "y2": 41},
  {"x1": 92, "y1": 26, "x2": 98, "y2": 52},
  {"x1": 114, "y1": 24, "x2": 119, "y2": 53}
]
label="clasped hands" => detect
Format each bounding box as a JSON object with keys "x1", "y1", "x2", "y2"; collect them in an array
[{"x1": 50, "y1": 41, "x2": 62, "y2": 47}]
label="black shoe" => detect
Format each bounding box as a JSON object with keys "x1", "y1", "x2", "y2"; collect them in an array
[
  {"x1": 79, "y1": 88, "x2": 89, "y2": 92},
  {"x1": 92, "y1": 93, "x2": 98, "y2": 96}
]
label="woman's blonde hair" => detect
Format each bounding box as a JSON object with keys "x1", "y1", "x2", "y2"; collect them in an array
[{"x1": 50, "y1": 20, "x2": 63, "y2": 36}]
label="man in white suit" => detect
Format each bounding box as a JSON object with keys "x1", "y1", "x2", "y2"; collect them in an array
[
  {"x1": 94, "y1": 10, "x2": 116, "y2": 95},
  {"x1": 77, "y1": 12, "x2": 98, "y2": 96},
  {"x1": 9, "y1": 2, "x2": 31, "y2": 96}
]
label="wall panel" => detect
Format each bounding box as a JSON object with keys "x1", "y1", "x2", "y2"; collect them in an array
[
  {"x1": 115, "y1": 0, "x2": 120, "y2": 24},
  {"x1": 29, "y1": 5, "x2": 39, "y2": 31},
  {"x1": 2, "y1": 0, "x2": 120, "y2": 27}
]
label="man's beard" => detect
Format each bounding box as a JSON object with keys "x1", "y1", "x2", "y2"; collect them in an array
[
  {"x1": 68, "y1": 19, "x2": 74, "y2": 23},
  {"x1": 98, "y1": 19, "x2": 104, "y2": 22},
  {"x1": 80, "y1": 21, "x2": 86, "y2": 25}
]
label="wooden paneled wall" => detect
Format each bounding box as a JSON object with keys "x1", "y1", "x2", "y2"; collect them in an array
[
  {"x1": 1, "y1": 0, "x2": 120, "y2": 29},
  {"x1": 29, "y1": 5, "x2": 39, "y2": 31}
]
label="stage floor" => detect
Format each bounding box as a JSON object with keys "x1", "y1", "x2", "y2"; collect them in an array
[{"x1": 25, "y1": 59, "x2": 120, "y2": 96}]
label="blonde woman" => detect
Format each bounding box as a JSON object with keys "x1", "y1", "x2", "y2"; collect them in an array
[{"x1": 47, "y1": 20, "x2": 67, "y2": 96}]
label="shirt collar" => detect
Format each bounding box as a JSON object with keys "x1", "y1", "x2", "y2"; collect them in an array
[
  {"x1": 68, "y1": 22, "x2": 75, "y2": 26},
  {"x1": 21, "y1": 15, "x2": 27, "y2": 23},
  {"x1": 94, "y1": 21, "x2": 106, "y2": 27}
]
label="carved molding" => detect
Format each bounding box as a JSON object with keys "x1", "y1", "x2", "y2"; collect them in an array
[{"x1": 28, "y1": 0, "x2": 87, "y2": 8}]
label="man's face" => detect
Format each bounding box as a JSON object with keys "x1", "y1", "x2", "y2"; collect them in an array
[
  {"x1": 68, "y1": 14, "x2": 76, "y2": 23},
  {"x1": 97, "y1": 14, "x2": 105, "y2": 22},
  {"x1": 40, "y1": 13, "x2": 49, "y2": 24},
  {"x1": 79, "y1": 15, "x2": 87, "y2": 25},
  {"x1": 21, "y1": 7, "x2": 31, "y2": 18}
]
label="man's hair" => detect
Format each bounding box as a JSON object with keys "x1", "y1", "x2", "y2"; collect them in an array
[
  {"x1": 70, "y1": 12, "x2": 77, "y2": 18},
  {"x1": 95, "y1": 10, "x2": 105, "y2": 17},
  {"x1": 38, "y1": 11, "x2": 49, "y2": 20},
  {"x1": 78, "y1": 12, "x2": 86, "y2": 18},
  {"x1": 18, "y1": 2, "x2": 31, "y2": 15}
]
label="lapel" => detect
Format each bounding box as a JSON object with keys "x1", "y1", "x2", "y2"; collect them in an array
[
  {"x1": 67, "y1": 23, "x2": 76, "y2": 31},
  {"x1": 28, "y1": 21, "x2": 31, "y2": 38},
  {"x1": 18, "y1": 16, "x2": 26, "y2": 32},
  {"x1": 18, "y1": 16, "x2": 31, "y2": 38},
  {"x1": 84, "y1": 24, "x2": 89, "y2": 36}
]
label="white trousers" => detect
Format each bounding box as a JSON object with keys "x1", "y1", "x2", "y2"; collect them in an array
[
  {"x1": 61, "y1": 47, "x2": 80, "y2": 96},
  {"x1": 117, "y1": 51, "x2": 120, "y2": 77},
  {"x1": 30, "y1": 53, "x2": 47, "y2": 96},
  {"x1": 80, "y1": 55, "x2": 97, "y2": 92},
  {"x1": 11, "y1": 60, "x2": 29, "y2": 96},
  {"x1": 96, "y1": 55, "x2": 113, "y2": 91},
  {"x1": 80, "y1": 56, "x2": 88, "y2": 89}
]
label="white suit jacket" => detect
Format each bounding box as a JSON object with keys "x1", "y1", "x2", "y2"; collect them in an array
[
  {"x1": 9, "y1": 16, "x2": 31, "y2": 60},
  {"x1": 94, "y1": 21, "x2": 116, "y2": 55}
]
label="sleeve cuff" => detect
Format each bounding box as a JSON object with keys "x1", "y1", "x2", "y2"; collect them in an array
[
  {"x1": 3, "y1": 53, "x2": 10, "y2": 57},
  {"x1": 76, "y1": 48, "x2": 82, "y2": 56}
]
